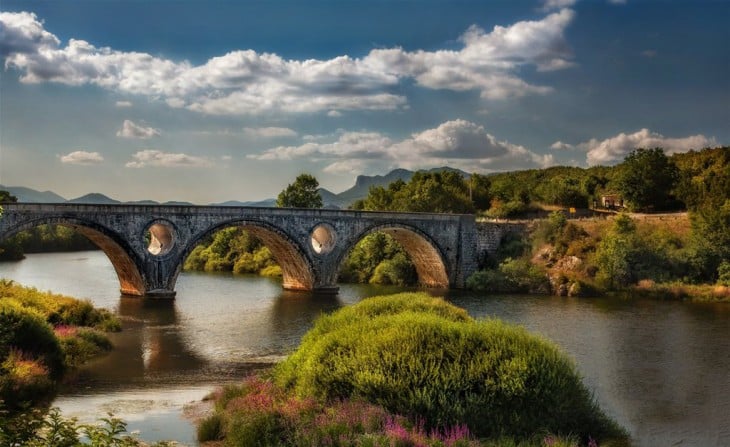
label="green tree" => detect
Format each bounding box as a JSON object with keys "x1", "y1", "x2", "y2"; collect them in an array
[
  {"x1": 614, "y1": 148, "x2": 679, "y2": 211},
  {"x1": 276, "y1": 174, "x2": 323, "y2": 208},
  {"x1": 593, "y1": 214, "x2": 638, "y2": 289}
]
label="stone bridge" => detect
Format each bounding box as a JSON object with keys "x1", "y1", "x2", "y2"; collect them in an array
[{"x1": 0, "y1": 203, "x2": 523, "y2": 298}]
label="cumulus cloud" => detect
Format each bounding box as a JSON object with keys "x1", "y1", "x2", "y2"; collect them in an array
[
  {"x1": 125, "y1": 150, "x2": 213, "y2": 168},
  {"x1": 250, "y1": 119, "x2": 552, "y2": 174},
  {"x1": 0, "y1": 10, "x2": 575, "y2": 116},
  {"x1": 242, "y1": 126, "x2": 298, "y2": 138},
  {"x1": 116, "y1": 120, "x2": 161, "y2": 139},
  {"x1": 563, "y1": 128, "x2": 716, "y2": 165},
  {"x1": 59, "y1": 150, "x2": 103, "y2": 165}
]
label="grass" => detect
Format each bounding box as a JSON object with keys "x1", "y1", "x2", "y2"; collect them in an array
[{"x1": 0, "y1": 280, "x2": 120, "y2": 412}]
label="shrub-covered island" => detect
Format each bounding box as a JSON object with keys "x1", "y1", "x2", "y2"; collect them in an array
[{"x1": 199, "y1": 293, "x2": 628, "y2": 446}]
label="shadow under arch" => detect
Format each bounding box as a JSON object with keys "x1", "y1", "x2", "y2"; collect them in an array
[
  {"x1": 339, "y1": 223, "x2": 450, "y2": 288},
  {"x1": 172, "y1": 220, "x2": 315, "y2": 292},
  {"x1": 0, "y1": 218, "x2": 145, "y2": 296}
]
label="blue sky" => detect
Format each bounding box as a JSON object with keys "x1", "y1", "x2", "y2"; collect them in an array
[{"x1": 1, "y1": 0, "x2": 728, "y2": 203}]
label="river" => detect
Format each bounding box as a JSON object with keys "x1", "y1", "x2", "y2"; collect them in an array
[{"x1": 1, "y1": 251, "x2": 728, "y2": 446}]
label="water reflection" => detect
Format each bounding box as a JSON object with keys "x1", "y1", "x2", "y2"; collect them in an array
[{"x1": 1, "y1": 253, "x2": 729, "y2": 447}]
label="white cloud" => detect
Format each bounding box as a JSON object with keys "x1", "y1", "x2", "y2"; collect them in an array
[
  {"x1": 1, "y1": 10, "x2": 575, "y2": 116},
  {"x1": 242, "y1": 126, "x2": 298, "y2": 138},
  {"x1": 125, "y1": 150, "x2": 213, "y2": 168},
  {"x1": 327, "y1": 110, "x2": 343, "y2": 118},
  {"x1": 541, "y1": 0, "x2": 577, "y2": 12},
  {"x1": 116, "y1": 120, "x2": 161, "y2": 139},
  {"x1": 115, "y1": 100, "x2": 132, "y2": 107},
  {"x1": 550, "y1": 141, "x2": 576, "y2": 150},
  {"x1": 608, "y1": 0, "x2": 627, "y2": 4},
  {"x1": 250, "y1": 119, "x2": 552, "y2": 174},
  {"x1": 572, "y1": 128, "x2": 716, "y2": 165},
  {"x1": 59, "y1": 150, "x2": 104, "y2": 165}
]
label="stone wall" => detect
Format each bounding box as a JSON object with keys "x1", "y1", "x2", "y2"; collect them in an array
[{"x1": 475, "y1": 220, "x2": 527, "y2": 266}]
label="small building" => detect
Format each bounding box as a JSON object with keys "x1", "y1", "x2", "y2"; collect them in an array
[{"x1": 600, "y1": 194, "x2": 623, "y2": 209}]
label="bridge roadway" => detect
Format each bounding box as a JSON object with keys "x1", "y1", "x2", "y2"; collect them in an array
[{"x1": 0, "y1": 203, "x2": 519, "y2": 298}]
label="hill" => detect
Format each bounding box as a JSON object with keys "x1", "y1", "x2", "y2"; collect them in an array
[
  {"x1": 0, "y1": 185, "x2": 66, "y2": 203},
  {"x1": 67, "y1": 193, "x2": 121, "y2": 204}
]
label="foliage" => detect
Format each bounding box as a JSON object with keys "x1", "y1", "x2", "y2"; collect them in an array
[
  {"x1": 339, "y1": 232, "x2": 417, "y2": 286},
  {"x1": 467, "y1": 259, "x2": 549, "y2": 294},
  {"x1": 718, "y1": 261, "x2": 730, "y2": 287},
  {"x1": 1, "y1": 224, "x2": 98, "y2": 262},
  {"x1": 275, "y1": 293, "x2": 624, "y2": 441},
  {"x1": 353, "y1": 171, "x2": 479, "y2": 213},
  {"x1": 184, "y1": 227, "x2": 281, "y2": 277},
  {"x1": 0, "y1": 405, "x2": 178, "y2": 447},
  {"x1": 201, "y1": 375, "x2": 485, "y2": 446},
  {"x1": 0, "y1": 281, "x2": 119, "y2": 411},
  {"x1": 672, "y1": 147, "x2": 730, "y2": 211},
  {"x1": 686, "y1": 200, "x2": 730, "y2": 282},
  {"x1": 276, "y1": 173, "x2": 323, "y2": 208},
  {"x1": 613, "y1": 148, "x2": 680, "y2": 212}
]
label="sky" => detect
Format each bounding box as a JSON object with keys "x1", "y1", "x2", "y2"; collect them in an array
[{"x1": 0, "y1": 0, "x2": 728, "y2": 204}]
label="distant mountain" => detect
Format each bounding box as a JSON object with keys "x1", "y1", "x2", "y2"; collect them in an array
[
  {"x1": 334, "y1": 167, "x2": 469, "y2": 207},
  {"x1": 214, "y1": 199, "x2": 277, "y2": 207},
  {"x1": 0, "y1": 185, "x2": 66, "y2": 203},
  {"x1": 126, "y1": 200, "x2": 160, "y2": 205},
  {"x1": 3, "y1": 166, "x2": 471, "y2": 209},
  {"x1": 67, "y1": 193, "x2": 121, "y2": 204},
  {"x1": 162, "y1": 201, "x2": 195, "y2": 206}
]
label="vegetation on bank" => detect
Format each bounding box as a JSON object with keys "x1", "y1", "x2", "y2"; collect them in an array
[
  {"x1": 0, "y1": 280, "x2": 120, "y2": 413},
  {"x1": 0, "y1": 406, "x2": 177, "y2": 447},
  {"x1": 198, "y1": 293, "x2": 627, "y2": 446},
  {"x1": 0, "y1": 225, "x2": 97, "y2": 262}
]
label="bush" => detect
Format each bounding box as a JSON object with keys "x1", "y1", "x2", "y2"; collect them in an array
[
  {"x1": 197, "y1": 412, "x2": 225, "y2": 442},
  {"x1": 466, "y1": 260, "x2": 549, "y2": 294},
  {"x1": 718, "y1": 261, "x2": 730, "y2": 287},
  {"x1": 275, "y1": 293, "x2": 624, "y2": 441}
]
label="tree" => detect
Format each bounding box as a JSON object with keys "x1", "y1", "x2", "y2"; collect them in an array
[
  {"x1": 276, "y1": 174, "x2": 323, "y2": 208},
  {"x1": 614, "y1": 148, "x2": 679, "y2": 212},
  {"x1": 0, "y1": 190, "x2": 17, "y2": 203}
]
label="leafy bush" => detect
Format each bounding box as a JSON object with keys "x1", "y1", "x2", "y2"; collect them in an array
[
  {"x1": 197, "y1": 412, "x2": 225, "y2": 442},
  {"x1": 718, "y1": 261, "x2": 730, "y2": 287},
  {"x1": 467, "y1": 259, "x2": 549, "y2": 294},
  {"x1": 1, "y1": 282, "x2": 120, "y2": 411},
  {"x1": 275, "y1": 293, "x2": 624, "y2": 441}
]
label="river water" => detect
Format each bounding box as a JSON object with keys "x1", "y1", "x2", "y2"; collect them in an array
[{"x1": 1, "y1": 251, "x2": 728, "y2": 446}]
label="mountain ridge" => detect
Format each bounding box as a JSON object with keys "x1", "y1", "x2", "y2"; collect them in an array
[{"x1": 1, "y1": 167, "x2": 468, "y2": 208}]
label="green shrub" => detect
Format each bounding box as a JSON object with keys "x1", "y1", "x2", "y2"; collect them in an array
[
  {"x1": 197, "y1": 412, "x2": 225, "y2": 442},
  {"x1": 275, "y1": 293, "x2": 624, "y2": 441},
  {"x1": 0, "y1": 301, "x2": 64, "y2": 379},
  {"x1": 226, "y1": 410, "x2": 284, "y2": 447},
  {"x1": 718, "y1": 261, "x2": 730, "y2": 286},
  {"x1": 58, "y1": 328, "x2": 113, "y2": 367},
  {"x1": 466, "y1": 260, "x2": 549, "y2": 294}
]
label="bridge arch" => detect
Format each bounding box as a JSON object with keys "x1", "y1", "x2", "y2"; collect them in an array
[
  {"x1": 339, "y1": 223, "x2": 450, "y2": 288},
  {"x1": 172, "y1": 219, "x2": 315, "y2": 292},
  {"x1": 0, "y1": 217, "x2": 146, "y2": 296}
]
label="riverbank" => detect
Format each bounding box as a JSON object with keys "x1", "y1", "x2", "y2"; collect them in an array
[
  {"x1": 0, "y1": 280, "x2": 120, "y2": 414},
  {"x1": 1, "y1": 252, "x2": 728, "y2": 446}
]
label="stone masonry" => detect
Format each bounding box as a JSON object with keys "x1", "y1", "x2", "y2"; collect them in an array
[{"x1": 0, "y1": 203, "x2": 514, "y2": 298}]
